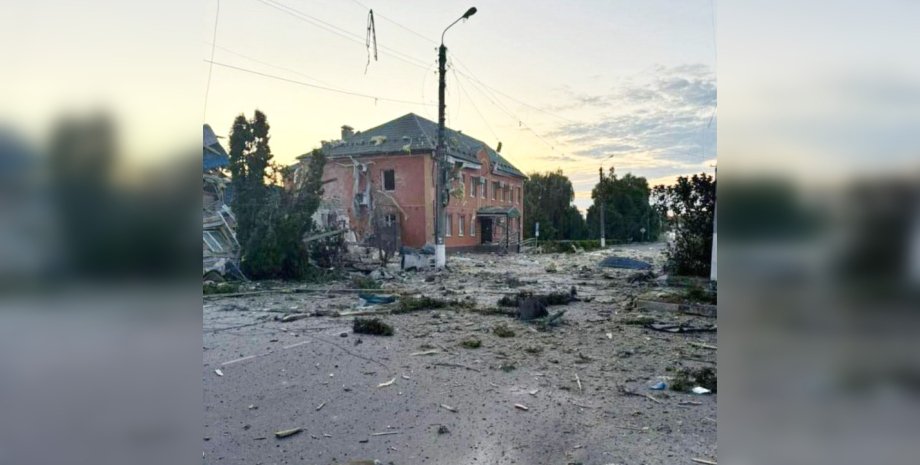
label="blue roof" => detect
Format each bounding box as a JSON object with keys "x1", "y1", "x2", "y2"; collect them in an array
[
  {"x1": 323, "y1": 113, "x2": 525, "y2": 178},
  {"x1": 203, "y1": 124, "x2": 229, "y2": 172}
]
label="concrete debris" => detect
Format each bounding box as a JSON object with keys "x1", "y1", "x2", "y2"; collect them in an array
[
  {"x1": 439, "y1": 403, "x2": 457, "y2": 413},
  {"x1": 274, "y1": 427, "x2": 303, "y2": 439},
  {"x1": 645, "y1": 322, "x2": 717, "y2": 333},
  {"x1": 202, "y1": 175, "x2": 242, "y2": 280}
]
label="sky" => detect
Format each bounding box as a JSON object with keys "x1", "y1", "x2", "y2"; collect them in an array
[{"x1": 202, "y1": 0, "x2": 718, "y2": 212}]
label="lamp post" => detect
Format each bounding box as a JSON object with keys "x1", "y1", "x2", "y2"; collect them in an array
[{"x1": 434, "y1": 6, "x2": 477, "y2": 269}]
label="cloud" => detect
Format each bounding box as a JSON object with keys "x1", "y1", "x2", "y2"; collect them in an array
[{"x1": 548, "y1": 64, "x2": 716, "y2": 173}]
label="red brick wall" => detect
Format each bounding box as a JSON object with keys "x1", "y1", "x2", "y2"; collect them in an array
[
  {"x1": 320, "y1": 149, "x2": 523, "y2": 250},
  {"x1": 321, "y1": 153, "x2": 433, "y2": 248},
  {"x1": 443, "y1": 149, "x2": 524, "y2": 248}
]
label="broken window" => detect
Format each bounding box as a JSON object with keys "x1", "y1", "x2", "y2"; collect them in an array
[
  {"x1": 446, "y1": 214, "x2": 452, "y2": 237},
  {"x1": 383, "y1": 169, "x2": 395, "y2": 191},
  {"x1": 470, "y1": 176, "x2": 476, "y2": 197},
  {"x1": 203, "y1": 231, "x2": 223, "y2": 252},
  {"x1": 481, "y1": 180, "x2": 486, "y2": 198},
  {"x1": 458, "y1": 215, "x2": 465, "y2": 236},
  {"x1": 384, "y1": 213, "x2": 397, "y2": 227},
  {"x1": 470, "y1": 215, "x2": 476, "y2": 236},
  {"x1": 492, "y1": 181, "x2": 499, "y2": 200}
]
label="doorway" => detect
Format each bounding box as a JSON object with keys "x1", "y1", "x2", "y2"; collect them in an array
[{"x1": 480, "y1": 217, "x2": 493, "y2": 244}]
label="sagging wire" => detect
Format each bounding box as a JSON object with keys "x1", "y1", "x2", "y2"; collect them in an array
[{"x1": 365, "y1": 9, "x2": 377, "y2": 74}]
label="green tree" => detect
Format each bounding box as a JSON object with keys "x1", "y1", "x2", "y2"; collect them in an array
[
  {"x1": 652, "y1": 172, "x2": 715, "y2": 277},
  {"x1": 228, "y1": 110, "x2": 327, "y2": 280},
  {"x1": 523, "y1": 170, "x2": 587, "y2": 240},
  {"x1": 585, "y1": 169, "x2": 660, "y2": 243}
]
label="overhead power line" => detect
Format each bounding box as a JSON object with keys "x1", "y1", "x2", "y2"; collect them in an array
[
  {"x1": 346, "y1": 1, "x2": 576, "y2": 125},
  {"x1": 254, "y1": 0, "x2": 432, "y2": 71},
  {"x1": 451, "y1": 63, "x2": 499, "y2": 142},
  {"x1": 204, "y1": 59, "x2": 434, "y2": 106},
  {"x1": 203, "y1": 0, "x2": 221, "y2": 121}
]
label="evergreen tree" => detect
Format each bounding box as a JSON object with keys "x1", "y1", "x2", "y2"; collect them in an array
[{"x1": 227, "y1": 110, "x2": 326, "y2": 280}]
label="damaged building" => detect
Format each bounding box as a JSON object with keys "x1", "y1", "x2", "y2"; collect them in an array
[
  {"x1": 202, "y1": 124, "x2": 241, "y2": 280},
  {"x1": 301, "y1": 113, "x2": 526, "y2": 253}
]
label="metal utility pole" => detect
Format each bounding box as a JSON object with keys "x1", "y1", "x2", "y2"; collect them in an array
[
  {"x1": 434, "y1": 6, "x2": 477, "y2": 269},
  {"x1": 599, "y1": 166, "x2": 605, "y2": 248}
]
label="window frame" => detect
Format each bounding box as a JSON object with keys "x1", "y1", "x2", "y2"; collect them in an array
[
  {"x1": 445, "y1": 214, "x2": 452, "y2": 237},
  {"x1": 470, "y1": 215, "x2": 476, "y2": 236},
  {"x1": 382, "y1": 169, "x2": 396, "y2": 192},
  {"x1": 458, "y1": 215, "x2": 465, "y2": 236}
]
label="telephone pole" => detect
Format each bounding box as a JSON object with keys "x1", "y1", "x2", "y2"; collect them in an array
[
  {"x1": 599, "y1": 166, "x2": 605, "y2": 248},
  {"x1": 434, "y1": 7, "x2": 477, "y2": 268}
]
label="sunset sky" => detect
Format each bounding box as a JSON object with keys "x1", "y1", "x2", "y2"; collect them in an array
[{"x1": 203, "y1": 0, "x2": 717, "y2": 212}]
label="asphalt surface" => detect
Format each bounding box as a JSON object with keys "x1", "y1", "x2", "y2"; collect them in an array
[{"x1": 203, "y1": 244, "x2": 717, "y2": 464}]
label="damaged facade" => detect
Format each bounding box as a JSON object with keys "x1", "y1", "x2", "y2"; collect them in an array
[
  {"x1": 299, "y1": 113, "x2": 526, "y2": 252},
  {"x1": 202, "y1": 124, "x2": 241, "y2": 279}
]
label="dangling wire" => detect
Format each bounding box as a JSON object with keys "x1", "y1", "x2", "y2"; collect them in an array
[{"x1": 365, "y1": 9, "x2": 377, "y2": 74}]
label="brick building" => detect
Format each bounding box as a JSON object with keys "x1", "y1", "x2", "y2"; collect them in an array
[{"x1": 308, "y1": 113, "x2": 526, "y2": 252}]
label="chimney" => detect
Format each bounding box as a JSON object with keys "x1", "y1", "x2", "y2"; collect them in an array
[
  {"x1": 496, "y1": 141, "x2": 503, "y2": 153},
  {"x1": 341, "y1": 125, "x2": 354, "y2": 140}
]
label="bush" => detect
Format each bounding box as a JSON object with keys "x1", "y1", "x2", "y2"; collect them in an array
[
  {"x1": 460, "y1": 338, "x2": 482, "y2": 349},
  {"x1": 351, "y1": 275, "x2": 381, "y2": 290}
]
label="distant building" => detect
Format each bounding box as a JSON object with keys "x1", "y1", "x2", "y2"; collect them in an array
[
  {"x1": 299, "y1": 113, "x2": 526, "y2": 252},
  {"x1": 203, "y1": 124, "x2": 229, "y2": 173}
]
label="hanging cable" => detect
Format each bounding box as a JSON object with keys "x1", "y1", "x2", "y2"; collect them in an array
[
  {"x1": 203, "y1": 59, "x2": 433, "y2": 106},
  {"x1": 203, "y1": 0, "x2": 221, "y2": 121},
  {"x1": 365, "y1": 9, "x2": 377, "y2": 74}
]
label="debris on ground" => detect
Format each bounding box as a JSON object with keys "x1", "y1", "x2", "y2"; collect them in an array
[
  {"x1": 351, "y1": 275, "x2": 382, "y2": 289},
  {"x1": 645, "y1": 322, "x2": 717, "y2": 333},
  {"x1": 621, "y1": 314, "x2": 657, "y2": 325},
  {"x1": 670, "y1": 367, "x2": 717, "y2": 393},
  {"x1": 353, "y1": 317, "x2": 394, "y2": 336},
  {"x1": 492, "y1": 324, "x2": 516, "y2": 338},
  {"x1": 599, "y1": 256, "x2": 652, "y2": 270},
  {"x1": 203, "y1": 281, "x2": 240, "y2": 295},
  {"x1": 437, "y1": 425, "x2": 450, "y2": 434},
  {"x1": 358, "y1": 293, "x2": 397, "y2": 305},
  {"x1": 627, "y1": 270, "x2": 657, "y2": 283},
  {"x1": 514, "y1": 403, "x2": 529, "y2": 411},
  {"x1": 497, "y1": 287, "x2": 578, "y2": 308},
  {"x1": 214, "y1": 369, "x2": 223, "y2": 377},
  {"x1": 618, "y1": 384, "x2": 663, "y2": 404},
  {"x1": 377, "y1": 377, "x2": 396, "y2": 388},
  {"x1": 439, "y1": 403, "x2": 457, "y2": 412},
  {"x1": 204, "y1": 242, "x2": 716, "y2": 463},
  {"x1": 274, "y1": 427, "x2": 303, "y2": 439},
  {"x1": 650, "y1": 381, "x2": 667, "y2": 390},
  {"x1": 518, "y1": 297, "x2": 548, "y2": 321},
  {"x1": 460, "y1": 337, "x2": 482, "y2": 349},
  {"x1": 279, "y1": 313, "x2": 309, "y2": 323},
  {"x1": 691, "y1": 386, "x2": 712, "y2": 395}
]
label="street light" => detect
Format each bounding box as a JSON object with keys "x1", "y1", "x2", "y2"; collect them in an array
[{"x1": 434, "y1": 6, "x2": 477, "y2": 269}]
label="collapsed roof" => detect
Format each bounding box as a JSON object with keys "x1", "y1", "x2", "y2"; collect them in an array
[{"x1": 322, "y1": 113, "x2": 525, "y2": 178}]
